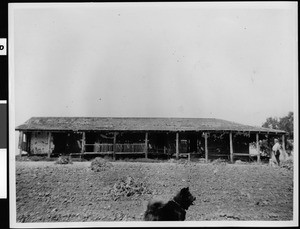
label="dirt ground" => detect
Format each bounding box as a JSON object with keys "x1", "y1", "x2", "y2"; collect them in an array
[{"x1": 15, "y1": 160, "x2": 294, "y2": 222}]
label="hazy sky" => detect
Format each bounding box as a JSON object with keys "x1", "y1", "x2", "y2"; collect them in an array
[{"x1": 10, "y1": 2, "x2": 297, "y2": 127}]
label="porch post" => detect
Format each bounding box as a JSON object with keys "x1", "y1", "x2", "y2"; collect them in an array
[
  {"x1": 256, "y1": 133, "x2": 260, "y2": 163},
  {"x1": 25, "y1": 133, "x2": 30, "y2": 153},
  {"x1": 113, "y1": 132, "x2": 117, "y2": 160},
  {"x1": 18, "y1": 131, "x2": 23, "y2": 156},
  {"x1": 176, "y1": 132, "x2": 179, "y2": 160},
  {"x1": 81, "y1": 132, "x2": 86, "y2": 154},
  {"x1": 145, "y1": 132, "x2": 148, "y2": 158},
  {"x1": 229, "y1": 132, "x2": 233, "y2": 163},
  {"x1": 204, "y1": 132, "x2": 208, "y2": 162},
  {"x1": 47, "y1": 132, "x2": 52, "y2": 158},
  {"x1": 282, "y1": 134, "x2": 286, "y2": 160}
]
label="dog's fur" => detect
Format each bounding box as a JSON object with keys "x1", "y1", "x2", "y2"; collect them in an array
[{"x1": 144, "y1": 187, "x2": 196, "y2": 221}]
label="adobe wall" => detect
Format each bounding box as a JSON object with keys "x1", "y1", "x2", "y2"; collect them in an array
[{"x1": 30, "y1": 132, "x2": 54, "y2": 155}]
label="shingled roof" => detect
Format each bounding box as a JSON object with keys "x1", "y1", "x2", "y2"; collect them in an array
[{"x1": 15, "y1": 117, "x2": 285, "y2": 134}]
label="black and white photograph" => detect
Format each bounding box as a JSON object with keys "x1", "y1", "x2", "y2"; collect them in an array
[{"x1": 9, "y1": 2, "x2": 298, "y2": 228}]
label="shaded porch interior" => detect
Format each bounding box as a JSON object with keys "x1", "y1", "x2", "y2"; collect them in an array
[{"x1": 19, "y1": 130, "x2": 287, "y2": 162}]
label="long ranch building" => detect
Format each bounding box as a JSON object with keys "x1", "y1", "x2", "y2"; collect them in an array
[{"x1": 15, "y1": 117, "x2": 286, "y2": 162}]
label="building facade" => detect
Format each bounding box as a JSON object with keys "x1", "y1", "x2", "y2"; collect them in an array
[{"x1": 16, "y1": 117, "x2": 286, "y2": 162}]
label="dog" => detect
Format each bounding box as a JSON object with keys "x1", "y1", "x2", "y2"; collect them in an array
[{"x1": 144, "y1": 187, "x2": 196, "y2": 221}]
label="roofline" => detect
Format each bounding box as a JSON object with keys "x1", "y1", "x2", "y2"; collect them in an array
[
  {"x1": 15, "y1": 117, "x2": 286, "y2": 134},
  {"x1": 15, "y1": 128, "x2": 286, "y2": 134}
]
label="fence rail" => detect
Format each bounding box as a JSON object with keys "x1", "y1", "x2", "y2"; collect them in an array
[
  {"x1": 84, "y1": 143, "x2": 145, "y2": 153},
  {"x1": 116, "y1": 143, "x2": 145, "y2": 152}
]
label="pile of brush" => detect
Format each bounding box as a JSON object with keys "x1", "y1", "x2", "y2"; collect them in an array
[
  {"x1": 280, "y1": 159, "x2": 293, "y2": 170},
  {"x1": 90, "y1": 157, "x2": 113, "y2": 172},
  {"x1": 109, "y1": 176, "x2": 150, "y2": 200},
  {"x1": 211, "y1": 158, "x2": 227, "y2": 165},
  {"x1": 55, "y1": 155, "x2": 73, "y2": 164}
]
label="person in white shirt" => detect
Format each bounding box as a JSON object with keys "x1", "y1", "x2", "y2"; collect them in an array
[{"x1": 272, "y1": 138, "x2": 281, "y2": 166}]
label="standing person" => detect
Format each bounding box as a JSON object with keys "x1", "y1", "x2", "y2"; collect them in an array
[{"x1": 272, "y1": 138, "x2": 281, "y2": 166}]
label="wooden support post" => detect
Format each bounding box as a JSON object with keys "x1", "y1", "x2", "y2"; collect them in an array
[
  {"x1": 47, "y1": 132, "x2": 52, "y2": 158},
  {"x1": 176, "y1": 132, "x2": 179, "y2": 160},
  {"x1": 229, "y1": 132, "x2": 233, "y2": 163},
  {"x1": 22, "y1": 132, "x2": 27, "y2": 152},
  {"x1": 29, "y1": 133, "x2": 32, "y2": 154},
  {"x1": 25, "y1": 133, "x2": 30, "y2": 153},
  {"x1": 81, "y1": 132, "x2": 86, "y2": 155},
  {"x1": 113, "y1": 132, "x2": 117, "y2": 161},
  {"x1": 204, "y1": 132, "x2": 208, "y2": 163},
  {"x1": 27, "y1": 132, "x2": 32, "y2": 155},
  {"x1": 18, "y1": 131, "x2": 23, "y2": 156},
  {"x1": 145, "y1": 132, "x2": 148, "y2": 158},
  {"x1": 256, "y1": 133, "x2": 260, "y2": 163},
  {"x1": 282, "y1": 134, "x2": 286, "y2": 160}
]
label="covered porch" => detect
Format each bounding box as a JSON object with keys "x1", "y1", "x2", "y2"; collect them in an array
[{"x1": 18, "y1": 129, "x2": 287, "y2": 162}]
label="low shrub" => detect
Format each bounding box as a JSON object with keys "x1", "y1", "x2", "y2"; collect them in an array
[
  {"x1": 211, "y1": 158, "x2": 227, "y2": 165},
  {"x1": 103, "y1": 156, "x2": 113, "y2": 161},
  {"x1": 177, "y1": 158, "x2": 190, "y2": 165},
  {"x1": 280, "y1": 159, "x2": 293, "y2": 170},
  {"x1": 168, "y1": 158, "x2": 176, "y2": 163},
  {"x1": 55, "y1": 155, "x2": 73, "y2": 164},
  {"x1": 235, "y1": 160, "x2": 247, "y2": 165},
  {"x1": 109, "y1": 176, "x2": 151, "y2": 200},
  {"x1": 198, "y1": 158, "x2": 207, "y2": 163},
  {"x1": 90, "y1": 157, "x2": 113, "y2": 172}
]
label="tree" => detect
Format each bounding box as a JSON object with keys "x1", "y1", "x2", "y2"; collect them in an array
[
  {"x1": 262, "y1": 111, "x2": 294, "y2": 139},
  {"x1": 262, "y1": 117, "x2": 280, "y2": 130},
  {"x1": 278, "y1": 111, "x2": 293, "y2": 139}
]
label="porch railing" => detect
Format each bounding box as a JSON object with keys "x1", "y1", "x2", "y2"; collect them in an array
[
  {"x1": 84, "y1": 143, "x2": 145, "y2": 153},
  {"x1": 116, "y1": 143, "x2": 145, "y2": 152}
]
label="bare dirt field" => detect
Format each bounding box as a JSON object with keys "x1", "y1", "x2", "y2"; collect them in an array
[{"x1": 15, "y1": 159, "x2": 293, "y2": 222}]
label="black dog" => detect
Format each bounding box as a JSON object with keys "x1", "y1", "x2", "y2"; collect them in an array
[{"x1": 144, "y1": 187, "x2": 196, "y2": 221}]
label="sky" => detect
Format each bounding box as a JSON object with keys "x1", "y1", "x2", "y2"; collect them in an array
[{"x1": 10, "y1": 2, "x2": 297, "y2": 128}]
